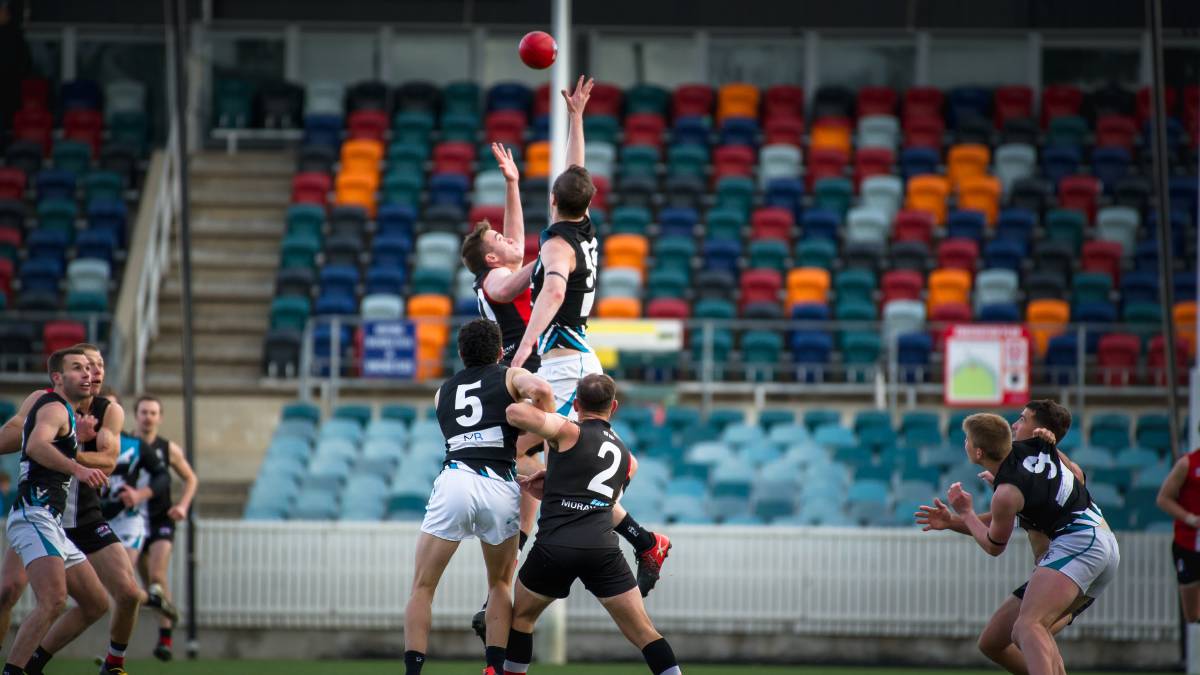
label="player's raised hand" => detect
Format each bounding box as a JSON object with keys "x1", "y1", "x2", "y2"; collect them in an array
[
  {"x1": 914, "y1": 498, "x2": 955, "y2": 531},
  {"x1": 947, "y1": 482, "x2": 973, "y2": 515},
  {"x1": 75, "y1": 413, "x2": 98, "y2": 443},
  {"x1": 492, "y1": 142, "x2": 520, "y2": 183},
  {"x1": 978, "y1": 470, "x2": 995, "y2": 486},
  {"x1": 1032, "y1": 427, "x2": 1058, "y2": 445},
  {"x1": 561, "y1": 75, "x2": 594, "y2": 116}
]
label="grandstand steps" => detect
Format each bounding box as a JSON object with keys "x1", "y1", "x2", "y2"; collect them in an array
[
  {"x1": 148, "y1": 334, "x2": 261, "y2": 366},
  {"x1": 194, "y1": 480, "x2": 251, "y2": 518}
]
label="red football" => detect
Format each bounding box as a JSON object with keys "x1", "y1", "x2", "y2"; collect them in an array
[{"x1": 518, "y1": 31, "x2": 557, "y2": 70}]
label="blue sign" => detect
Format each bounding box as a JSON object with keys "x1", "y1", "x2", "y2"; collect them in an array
[{"x1": 361, "y1": 321, "x2": 416, "y2": 378}]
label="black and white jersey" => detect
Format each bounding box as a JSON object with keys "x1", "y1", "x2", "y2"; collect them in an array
[
  {"x1": 474, "y1": 270, "x2": 540, "y2": 372},
  {"x1": 994, "y1": 437, "x2": 1095, "y2": 538},
  {"x1": 17, "y1": 392, "x2": 78, "y2": 514},
  {"x1": 63, "y1": 395, "x2": 109, "y2": 528},
  {"x1": 435, "y1": 363, "x2": 519, "y2": 477},
  {"x1": 144, "y1": 436, "x2": 172, "y2": 518},
  {"x1": 101, "y1": 433, "x2": 169, "y2": 521},
  {"x1": 536, "y1": 418, "x2": 631, "y2": 549},
  {"x1": 530, "y1": 218, "x2": 599, "y2": 354}
]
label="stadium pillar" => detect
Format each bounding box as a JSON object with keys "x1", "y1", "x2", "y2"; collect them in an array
[{"x1": 165, "y1": 0, "x2": 200, "y2": 659}]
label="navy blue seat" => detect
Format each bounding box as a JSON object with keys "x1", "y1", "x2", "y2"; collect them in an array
[
  {"x1": 1120, "y1": 271, "x2": 1158, "y2": 304},
  {"x1": 529, "y1": 114, "x2": 549, "y2": 142},
  {"x1": 658, "y1": 207, "x2": 698, "y2": 238},
  {"x1": 1041, "y1": 146, "x2": 1081, "y2": 185},
  {"x1": 454, "y1": 296, "x2": 478, "y2": 316},
  {"x1": 946, "y1": 210, "x2": 986, "y2": 242},
  {"x1": 1176, "y1": 271, "x2": 1197, "y2": 302},
  {"x1": 791, "y1": 303, "x2": 831, "y2": 322},
  {"x1": 719, "y1": 117, "x2": 759, "y2": 147},
  {"x1": 702, "y1": 239, "x2": 741, "y2": 275},
  {"x1": 672, "y1": 117, "x2": 709, "y2": 147},
  {"x1": 764, "y1": 178, "x2": 805, "y2": 221},
  {"x1": 486, "y1": 82, "x2": 532, "y2": 112},
  {"x1": 1092, "y1": 147, "x2": 1131, "y2": 194},
  {"x1": 314, "y1": 292, "x2": 356, "y2": 316},
  {"x1": 370, "y1": 233, "x2": 411, "y2": 268},
  {"x1": 948, "y1": 87, "x2": 992, "y2": 128},
  {"x1": 898, "y1": 147, "x2": 939, "y2": 180},
  {"x1": 19, "y1": 258, "x2": 63, "y2": 293},
  {"x1": 75, "y1": 229, "x2": 117, "y2": 265},
  {"x1": 303, "y1": 114, "x2": 343, "y2": 148},
  {"x1": 365, "y1": 266, "x2": 405, "y2": 295},
  {"x1": 427, "y1": 173, "x2": 469, "y2": 208},
  {"x1": 1170, "y1": 176, "x2": 1198, "y2": 218},
  {"x1": 36, "y1": 170, "x2": 76, "y2": 201},
  {"x1": 86, "y1": 199, "x2": 128, "y2": 248},
  {"x1": 978, "y1": 302, "x2": 1020, "y2": 322},
  {"x1": 983, "y1": 239, "x2": 1024, "y2": 272},
  {"x1": 319, "y1": 265, "x2": 359, "y2": 298},
  {"x1": 790, "y1": 331, "x2": 832, "y2": 382},
  {"x1": 61, "y1": 79, "x2": 103, "y2": 111},
  {"x1": 994, "y1": 208, "x2": 1034, "y2": 251},
  {"x1": 377, "y1": 204, "x2": 416, "y2": 237},
  {"x1": 897, "y1": 332, "x2": 933, "y2": 383},
  {"x1": 1134, "y1": 240, "x2": 1158, "y2": 273},
  {"x1": 26, "y1": 229, "x2": 69, "y2": 265},
  {"x1": 1072, "y1": 301, "x2": 1117, "y2": 353},
  {"x1": 801, "y1": 208, "x2": 839, "y2": 241},
  {"x1": 312, "y1": 321, "x2": 354, "y2": 375},
  {"x1": 1044, "y1": 334, "x2": 1078, "y2": 385}
]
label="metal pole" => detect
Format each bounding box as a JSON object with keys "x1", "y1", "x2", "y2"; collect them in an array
[
  {"x1": 549, "y1": 0, "x2": 572, "y2": 188},
  {"x1": 1146, "y1": 0, "x2": 1182, "y2": 463},
  {"x1": 165, "y1": 0, "x2": 199, "y2": 659}
]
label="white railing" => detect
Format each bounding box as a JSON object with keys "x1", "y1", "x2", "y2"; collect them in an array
[
  {"x1": 131, "y1": 131, "x2": 181, "y2": 394},
  {"x1": 165, "y1": 521, "x2": 1173, "y2": 641}
]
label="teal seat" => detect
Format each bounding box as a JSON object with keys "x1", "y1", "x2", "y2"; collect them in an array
[
  {"x1": 1135, "y1": 414, "x2": 1172, "y2": 453},
  {"x1": 814, "y1": 177, "x2": 853, "y2": 218},
  {"x1": 803, "y1": 409, "x2": 841, "y2": 432},
  {"x1": 747, "y1": 239, "x2": 788, "y2": 273},
  {"x1": 854, "y1": 410, "x2": 892, "y2": 433},
  {"x1": 82, "y1": 171, "x2": 124, "y2": 203},
  {"x1": 834, "y1": 268, "x2": 876, "y2": 304},
  {"x1": 666, "y1": 144, "x2": 708, "y2": 179},
  {"x1": 742, "y1": 330, "x2": 783, "y2": 381},
  {"x1": 835, "y1": 298, "x2": 876, "y2": 322},
  {"x1": 705, "y1": 208, "x2": 745, "y2": 242},
  {"x1": 652, "y1": 236, "x2": 695, "y2": 276},
  {"x1": 583, "y1": 116, "x2": 621, "y2": 145},
  {"x1": 442, "y1": 81, "x2": 481, "y2": 116},
  {"x1": 280, "y1": 233, "x2": 320, "y2": 270},
  {"x1": 52, "y1": 140, "x2": 92, "y2": 174},
  {"x1": 271, "y1": 295, "x2": 311, "y2": 330},
  {"x1": 694, "y1": 298, "x2": 735, "y2": 320},
  {"x1": 440, "y1": 112, "x2": 480, "y2": 143},
  {"x1": 381, "y1": 404, "x2": 417, "y2": 424},
  {"x1": 619, "y1": 145, "x2": 659, "y2": 179},
  {"x1": 287, "y1": 204, "x2": 326, "y2": 241},
  {"x1": 1045, "y1": 209, "x2": 1086, "y2": 252},
  {"x1": 690, "y1": 328, "x2": 733, "y2": 363},
  {"x1": 392, "y1": 111, "x2": 435, "y2": 144},
  {"x1": 610, "y1": 206, "x2": 652, "y2": 234},
  {"x1": 387, "y1": 140, "x2": 430, "y2": 165},
  {"x1": 411, "y1": 267, "x2": 453, "y2": 295},
  {"x1": 213, "y1": 78, "x2": 253, "y2": 128},
  {"x1": 626, "y1": 84, "x2": 669, "y2": 115},
  {"x1": 646, "y1": 268, "x2": 689, "y2": 300},
  {"x1": 1072, "y1": 272, "x2": 1112, "y2": 305},
  {"x1": 1089, "y1": 413, "x2": 1131, "y2": 451},
  {"x1": 795, "y1": 238, "x2": 837, "y2": 270},
  {"x1": 381, "y1": 171, "x2": 423, "y2": 207},
  {"x1": 1047, "y1": 116, "x2": 1088, "y2": 148},
  {"x1": 281, "y1": 401, "x2": 321, "y2": 424},
  {"x1": 67, "y1": 290, "x2": 107, "y2": 315},
  {"x1": 715, "y1": 177, "x2": 755, "y2": 217},
  {"x1": 36, "y1": 199, "x2": 77, "y2": 238},
  {"x1": 109, "y1": 111, "x2": 149, "y2": 155},
  {"x1": 333, "y1": 404, "x2": 373, "y2": 428},
  {"x1": 842, "y1": 331, "x2": 881, "y2": 365}
]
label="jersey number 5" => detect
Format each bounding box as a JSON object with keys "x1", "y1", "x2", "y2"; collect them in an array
[
  {"x1": 579, "y1": 238, "x2": 599, "y2": 319},
  {"x1": 586, "y1": 441, "x2": 622, "y2": 499},
  {"x1": 455, "y1": 381, "x2": 483, "y2": 427}
]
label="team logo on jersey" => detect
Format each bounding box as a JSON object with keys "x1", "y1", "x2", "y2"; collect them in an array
[{"x1": 96, "y1": 523, "x2": 113, "y2": 538}]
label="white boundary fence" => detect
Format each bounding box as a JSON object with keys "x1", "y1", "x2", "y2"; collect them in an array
[{"x1": 147, "y1": 521, "x2": 1176, "y2": 641}]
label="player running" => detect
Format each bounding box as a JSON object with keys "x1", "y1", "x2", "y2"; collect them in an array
[
  {"x1": 508, "y1": 75, "x2": 671, "y2": 595},
  {"x1": 1155, "y1": 442, "x2": 1200, "y2": 623},
  {"x1": 98, "y1": 392, "x2": 170, "y2": 567},
  {"x1": 938, "y1": 413, "x2": 1119, "y2": 675},
  {"x1": 2, "y1": 348, "x2": 110, "y2": 675},
  {"x1": 403, "y1": 319, "x2": 557, "y2": 675},
  {"x1": 502, "y1": 373, "x2": 683, "y2": 675},
  {"x1": 132, "y1": 394, "x2": 198, "y2": 662}
]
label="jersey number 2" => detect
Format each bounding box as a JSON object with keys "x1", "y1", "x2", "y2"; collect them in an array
[
  {"x1": 455, "y1": 381, "x2": 483, "y2": 426},
  {"x1": 586, "y1": 441, "x2": 621, "y2": 498}
]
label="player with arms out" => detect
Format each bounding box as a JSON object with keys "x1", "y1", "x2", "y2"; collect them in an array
[
  {"x1": 1156, "y1": 443, "x2": 1200, "y2": 624},
  {"x1": 132, "y1": 394, "x2": 198, "y2": 661},
  {"x1": 935, "y1": 413, "x2": 1119, "y2": 675},
  {"x1": 501, "y1": 373, "x2": 682, "y2": 675},
  {"x1": 510, "y1": 75, "x2": 671, "y2": 595},
  {"x1": 2, "y1": 348, "x2": 110, "y2": 675},
  {"x1": 402, "y1": 319, "x2": 557, "y2": 675}
]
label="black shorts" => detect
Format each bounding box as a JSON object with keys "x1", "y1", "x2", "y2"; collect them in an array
[
  {"x1": 145, "y1": 516, "x2": 176, "y2": 546},
  {"x1": 518, "y1": 542, "x2": 637, "y2": 600},
  {"x1": 1174, "y1": 543, "x2": 1200, "y2": 585},
  {"x1": 1012, "y1": 582, "x2": 1096, "y2": 622},
  {"x1": 65, "y1": 520, "x2": 122, "y2": 555}
]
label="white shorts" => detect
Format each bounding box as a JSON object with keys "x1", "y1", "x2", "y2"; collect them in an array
[
  {"x1": 6, "y1": 502, "x2": 87, "y2": 570},
  {"x1": 1038, "y1": 524, "x2": 1121, "y2": 598},
  {"x1": 109, "y1": 510, "x2": 146, "y2": 551},
  {"x1": 537, "y1": 352, "x2": 604, "y2": 420},
  {"x1": 420, "y1": 464, "x2": 521, "y2": 546}
]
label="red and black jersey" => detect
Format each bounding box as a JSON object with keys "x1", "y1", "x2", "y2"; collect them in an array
[{"x1": 475, "y1": 269, "x2": 540, "y2": 372}]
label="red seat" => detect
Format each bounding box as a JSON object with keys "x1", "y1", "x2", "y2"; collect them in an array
[
  {"x1": 853, "y1": 147, "x2": 894, "y2": 188},
  {"x1": 806, "y1": 148, "x2": 849, "y2": 190},
  {"x1": 533, "y1": 83, "x2": 552, "y2": 118},
  {"x1": 1095, "y1": 115, "x2": 1138, "y2": 152},
  {"x1": 994, "y1": 86, "x2": 1033, "y2": 127},
  {"x1": 712, "y1": 145, "x2": 755, "y2": 181},
  {"x1": 764, "y1": 115, "x2": 804, "y2": 147},
  {"x1": 936, "y1": 238, "x2": 979, "y2": 273},
  {"x1": 347, "y1": 110, "x2": 388, "y2": 141},
  {"x1": 672, "y1": 84, "x2": 714, "y2": 119},
  {"x1": 764, "y1": 85, "x2": 804, "y2": 120},
  {"x1": 20, "y1": 78, "x2": 50, "y2": 109},
  {"x1": 881, "y1": 269, "x2": 923, "y2": 305},
  {"x1": 0, "y1": 258, "x2": 13, "y2": 299},
  {"x1": 586, "y1": 83, "x2": 623, "y2": 117},
  {"x1": 590, "y1": 174, "x2": 610, "y2": 211},
  {"x1": 930, "y1": 301, "x2": 972, "y2": 323},
  {"x1": 903, "y1": 87, "x2": 944, "y2": 119},
  {"x1": 1096, "y1": 333, "x2": 1141, "y2": 386},
  {"x1": 467, "y1": 205, "x2": 505, "y2": 227},
  {"x1": 14, "y1": 107, "x2": 53, "y2": 154},
  {"x1": 893, "y1": 210, "x2": 935, "y2": 244},
  {"x1": 431, "y1": 142, "x2": 474, "y2": 176},
  {"x1": 0, "y1": 168, "x2": 27, "y2": 201},
  {"x1": 1041, "y1": 85, "x2": 1083, "y2": 127},
  {"x1": 1149, "y1": 335, "x2": 1190, "y2": 386},
  {"x1": 484, "y1": 110, "x2": 527, "y2": 145},
  {"x1": 1081, "y1": 240, "x2": 1123, "y2": 283},
  {"x1": 0, "y1": 228, "x2": 21, "y2": 253},
  {"x1": 624, "y1": 113, "x2": 666, "y2": 148},
  {"x1": 739, "y1": 269, "x2": 782, "y2": 308},
  {"x1": 1185, "y1": 85, "x2": 1200, "y2": 121},
  {"x1": 63, "y1": 109, "x2": 104, "y2": 155},
  {"x1": 43, "y1": 321, "x2": 87, "y2": 358},
  {"x1": 647, "y1": 298, "x2": 690, "y2": 319},
  {"x1": 1058, "y1": 175, "x2": 1101, "y2": 223},
  {"x1": 750, "y1": 208, "x2": 794, "y2": 242},
  {"x1": 1136, "y1": 86, "x2": 1177, "y2": 126},
  {"x1": 902, "y1": 114, "x2": 944, "y2": 149},
  {"x1": 857, "y1": 86, "x2": 897, "y2": 117},
  {"x1": 291, "y1": 172, "x2": 331, "y2": 205}
]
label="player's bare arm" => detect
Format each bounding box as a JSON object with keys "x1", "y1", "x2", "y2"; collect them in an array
[
  {"x1": 27, "y1": 402, "x2": 107, "y2": 489},
  {"x1": 949, "y1": 482, "x2": 1022, "y2": 557},
  {"x1": 77, "y1": 402, "x2": 122, "y2": 473},
  {"x1": 0, "y1": 390, "x2": 43, "y2": 454},
  {"x1": 483, "y1": 260, "x2": 536, "y2": 304},
  {"x1": 168, "y1": 441, "x2": 198, "y2": 520},
  {"x1": 493, "y1": 141, "x2": 524, "y2": 247},
  {"x1": 511, "y1": 237, "x2": 574, "y2": 369},
  {"x1": 506, "y1": 368, "x2": 555, "y2": 413},
  {"x1": 562, "y1": 75, "x2": 593, "y2": 170},
  {"x1": 1158, "y1": 456, "x2": 1199, "y2": 525},
  {"x1": 505, "y1": 401, "x2": 579, "y2": 450}
]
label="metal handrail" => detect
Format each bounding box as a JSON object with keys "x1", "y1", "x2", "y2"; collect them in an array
[{"x1": 132, "y1": 130, "x2": 180, "y2": 394}]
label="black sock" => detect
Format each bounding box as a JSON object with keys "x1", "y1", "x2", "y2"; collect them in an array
[
  {"x1": 3, "y1": 664, "x2": 25, "y2": 675},
  {"x1": 641, "y1": 637, "x2": 680, "y2": 675},
  {"x1": 503, "y1": 629, "x2": 532, "y2": 673},
  {"x1": 404, "y1": 650, "x2": 425, "y2": 674},
  {"x1": 159, "y1": 627, "x2": 173, "y2": 643},
  {"x1": 518, "y1": 531, "x2": 529, "y2": 551},
  {"x1": 485, "y1": 645, "x2": 505, "y2": 671},
  {"x1": 617, "y1": 513, "x2": 656, "y2": 552},
  {"x1": 24, "y1": 646, "x2": 51, "y2": 674}
]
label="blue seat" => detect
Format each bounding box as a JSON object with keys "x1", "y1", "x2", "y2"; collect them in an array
[
  {"x1": 36, "y1": 170, "x2": 76, "y2": 201},
  {"x1": 977, "y1": 302, "x2": 1020, "y2": 322},
  {"x1": 702, "y1": 239, "x2": 741, "y2": 274},
  {"x1": 1072, "y1": 302, "x2": 1117, "y2": 353},
  {"x1": 897, "y1": 332, "x2": 933, "y2": 383},
  {"x1": 314, "y1": 292, "x2": 356, "y2": 316},
  {"x1": 486, "y1": 82, "x2": 532, "y2": 112},
  {"x1": 1135, "y1": 414, "x2": 1172, "y2": 454},
  {"x1": 371, "y1": 234, "x2": 411, "y2": 268},
  {"x1": 61, "y1": 79, "x2": 103, "y2": 111},
  {"x1": 1170, "y1": 176, "x2": 1199, "y2": 218},
  {"x1": 365, "y1": 266, "x2": 405, "y2": 296},
  {"x1": 814, "y1": 424, "x2": 856, "y2": 450},
  {"x1": 1041, "y1": 146, "x2": 1081, "y2": 185},
  {"x1": 983, "y1": 239, "x2": 1024, "y2": 272},
  {"x1": 847, "y1": 479, "x2": 890, "y2": 506},
  {"x1": 1120, "y1": 271, "x2": 1158, "y2": 304},
  {"x1": 1044, "y1": 334, "x2": 1078, "y2": 385},
  {"x1": 801, "y1": 208, "x2": 839, "y2": 241},
  {"x1": 898, "y1": 147, "x2": 939, "y2": 180},
  {"x1": 948, "y1": 87, "x2": 991, "y2": 128},
  {"x1": 764, "y1": 177, "x2": 805, "y2": 220},
  {"x1": 377, "y1": 204, "x2": 417, "y2": 237},
  {"x1": 672, "y1": 117, "x2": 709, "y2": 147},
  {"x1": 19, "y1": 256, "x2": 64, "y2": 294},
  {"x1": 1114, "y1": 447, "x2": 1158, "y2": 470},
  {"x1": 946, "y1": 210, "x2": 986, "y2": 242},
  {"x1": 790, "y1": 331, "x2": 832, "y2": 381},
  {"x1": 994, "y1": 208, "x2": 1035, "y2": 249},
  {"x1": 1176, "y1": 272, "x2": 1197, "y2": 303},
  {"x1": 26, "y1": 228, "x2": 70, "y2": 265},
  {"x1": 1091, "y1": 147, "x2": 1131, "y2": 193},
  {"x1": 427, "y1": 173, "x2": 469, "y2": 207},
  {"x1": 658, "y1": 207, "x2": 698, "y2": 238},
  {"x1": 85, "y1": 199, "x2": 128, "y2": 247},
  {"x1": 303, "y1": 114, "x2": 343, "y2": 148},
  {"x1": 791, "y1": 303, "x2": 830, "y2": 322},
  {"x1": 719, "y1": 117, "x2": 759, "y2": 147},
  {"x1": 319, "y1": 265, "x2": 359, "y2": 298}
]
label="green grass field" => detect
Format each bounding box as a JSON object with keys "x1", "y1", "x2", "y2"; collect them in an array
[{"x1": 52, "y1": 661, "x2": 1178, "y2": 674}]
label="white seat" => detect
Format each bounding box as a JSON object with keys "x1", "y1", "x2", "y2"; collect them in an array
[
  {"x1": 845, "y1": 206, "x2": 890, "y2": 244},
  {"x1": 860, "y1": 175, "x2": 903, "y2": 217},
  {"x1": 360, "y1": 293, "x2": 404, "y2": 320},
  {"x1": 104, "y1": 80, "x2": 146, "y2": 120},
  {"x1": 598, "y1": 267, "x2": 642, "y2": 300},
  {"x1": 67, "y1": 259, "x2": 110, "y2": 294},
  {"x1": 455, "y1": 267, "x2": 476, "y2": 300},
  {"x1": 1096, "y1": 206, "x2": 1140, "y2": 255},
  {"x1": 974, "y1": 268, "x2": 1019, "y2": 309},
  {"x1": 882, "y1": 299, "x2": 926, "y2": 337},
  {"x1": 856, "y1": 115, "x2": 900, "y2": 149},
  {"x1": 994, "y1": 143, "x2": 1037, "y2": 197},
  {"x1": 306, "y1": 81, "x2": 345, "y2": 116},
  {"x1": 415, "y1": 232, "x2": 460, "y2": 269},
  {"x1": 471, "y1": 170, "x2": 507, "y2": 206},
  {"x1": 758, "y1": 144, "x2": 802, "y2": 189},
  {"x1": 585, "y1": 143, "x2": 617, "y2": 179}
]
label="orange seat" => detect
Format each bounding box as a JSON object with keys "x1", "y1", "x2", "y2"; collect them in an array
[
  {"x1": 597, "y1": 297, "x2": 642, "y2": 319},
  {"x1": 956, "y1": 174, "x2": 1002, "y2": 224},
  {"x1": 947, "y1": 143, "x2": 990, "y2": 189},
  {"x1": 717, "y1": 83, "x2": 760, "y2": 122},
  {"x1": 786, "y1": 267, "x2": 831, "y2": 306},
  {"x1": 1026, "y1": 299, "x2": 1070, "y2": 356},
  {"x1": 927, "y1": 268, "x2": 972, "y2": 312},
  {"x1": 525, "y1": 141, "x2": 551, "y2": 178},
  {"x1": 905, "y1": 174, "x2": 951, "y2": 225},
  {"x1": 340, "y1": 138, "x2": 384, "y2": 175},
  {"x1": 604, "y1": 234, "x2": 649, "y2": 272},
  {"x1": 1175, "y1": 301, "x2": 1197, "y2": 358},
  {"x1": 334, "y1": 171, "x2": 379, "y2": 216},
  {"x1": 409, "y1": 293, "x2": 452, "y2": 350},
  {"x1": 810, "y1": 124, "x2": 852, "y2": 154}
]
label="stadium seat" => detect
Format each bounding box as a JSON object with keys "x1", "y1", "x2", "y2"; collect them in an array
[
  {"x1": 1096, "y1": 206, "x2": 1140, "y2": 255},
  {"x1": 1026, "y1": 299, "x2": 1070, "y2": 355},
  {"x1": 947, "y1": 144, "x2": 989, "y2": 189},
  {"x1": 860, "y1": 175, "x2": 903, "y2": 218},
  {"x1": 845, "y1": 207, "x2": 889, "y2": 245},
  {"x1": 787, "y1": 268, "x2": 831, "y2": 307},
  {"x1": 956, "y1": 175, "x2": 1001, "y2": 224},
  {"x1": 1096, "y1": 333, "x2": 1141, "y2": 386},
  {"x1": 927, "y1": 268, "x2": 971, "y2": 313},
  {"x1": 905, "y1": 174, "x2": 949, "y2": 224}
]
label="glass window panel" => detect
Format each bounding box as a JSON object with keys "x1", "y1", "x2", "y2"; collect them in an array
[
  {"x1": 820, "y1": 39, "x2": 915, "y2": 90},
  {"x1": 389, "y1": 32, "x2": 470, "y2": 86},
  {"x1": 1043, "y1": 46, "x2": 1140, "y2": 88},
  {"x1": 1166, "y1": 48, "x2": 1200, "y2": 90},
  {"x1": 77, "y1": 38, "x2": 167, "y2": 139},
  {"x1": 27, "y1": 35, "x2": 61, "y2": 84},
  {"x1": 210, "y1": 33, "x2": 285, "y2": 85},
  {"x1": 710, "y1": 37, "x2": 804, "y2": 88},
  {"x1": 593, "y1": 35, "x2": 698, "y2": 88},
  {"x1": 929, "y1": 38, "x2": 1027, "y2": 88},
  {"x1": 300, "y1": 31, "x2": 376, "y2": 86}
]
